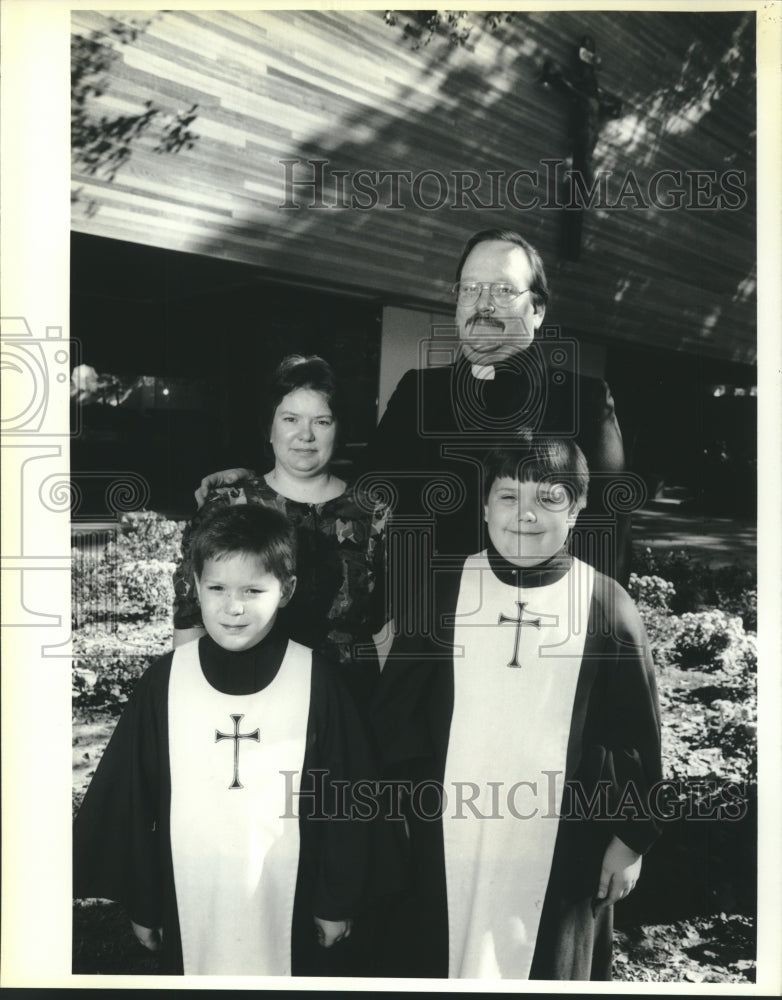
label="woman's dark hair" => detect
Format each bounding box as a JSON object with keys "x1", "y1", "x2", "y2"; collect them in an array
[
  {"x1": 482, "y1": 429, "x2": 589, "y2": 510},
  {"x1": 262, "y1": 354, "x2": 343, "y2": 456},
  {"x1": 190, "y1": 504, "x2": 297, "y2": 587},
  {"x1": 455, "y1": 229, "x2": 550, "y2": 311}
]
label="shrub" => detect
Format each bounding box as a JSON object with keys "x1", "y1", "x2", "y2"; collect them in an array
[
  {"x1": 72, "y1": 512, "x2": 184, "y2": 628},
  {"x1": 115, "y1": 511, "x2": 185, "y2": 564},
  {"x1": 632, "y1": 548, "x2": 711, "y2": 614},
  {"x1": 72, "y1": 512, "x2": 183, "y2": 706},
  {"x1": 73, "y1": 621, "x2": 172, "y2": 709},
  {"x1": 628, "y1": 573, "x2": 676, "y2": 610},
  {"x1": 72, "y1": 546, "x2": 118, "y2": 628},
  {"x1": 631, "y1": 547, "x2": 756, "y2": 628},
  {"x1": 632, "y1": 574, "x2": 757, "y2": 788},
  {"x1": 673, "y1": 610, "x2": 747, "y2": 671},
  {"x1": 637, "y1": 606, "x2": 681, "y2": 670},
  {"x1": 116, "y1": 559, "x2": 175, "y2": 619},
  {"x1": 718, "y1": 585, "x2": 757, "y2": 634}
]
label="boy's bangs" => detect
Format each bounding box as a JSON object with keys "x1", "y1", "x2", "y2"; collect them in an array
[
  {"x1": 500, "y1": 440, "x2": 573, "y2": 484},
  {"x1": 483, "y1": 435, "x2": 589, "y2": 509}
]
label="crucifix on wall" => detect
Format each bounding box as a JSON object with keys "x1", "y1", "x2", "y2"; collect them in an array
[{"x1": 540, "y1": 35, "x2": 623, "y2": 261}]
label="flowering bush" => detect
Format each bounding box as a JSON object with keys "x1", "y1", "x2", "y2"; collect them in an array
[
  {"x1": 632, "y1": 547, "x2": 756, "y2": 631},
  {"x1": 73, "y1": 512, "x2": 183, "y2": 708},
  {"x1": 720, "y1": 586, "x2": 757, "y2": 634},
  {"x1": 628, "y1": 573, "x2": 676, "y2": 610},
  {"x1": 72, "y1": 512, "x2": 184, "y2": 629},
  {"x1": 629, "y1": 559, "x2": 757, "y2": 789},
  {"x1": 636, "y1": 608, "x2": 680, "y2": 670},
  {"x1": 115, "y1": 511, "x2": 185, "y2": 564},
  {"x1": 673, "y1": 610, "x2": 747, "y2": 671},
  {"x1": 116, "y1": 560, "x2": 176, "y2": 619}
]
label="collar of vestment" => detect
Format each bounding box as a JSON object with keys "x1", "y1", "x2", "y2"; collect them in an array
[
  {"x1": 453, "y1": 346, "x2": 549, "y2": 427},
  {"x1": 199, "y1": 621, "x2": 288, "y2": 695},
  {"x1": 471, "y1": 363, "x2": 496, "y2": 380},
  {"x1": 485, "y1": 537, "x2": 572, "y2": 588}
]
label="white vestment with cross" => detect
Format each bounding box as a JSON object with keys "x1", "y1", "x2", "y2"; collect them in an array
[
  {"x1": 168, "y1": 638, "x2": 311, "y2": 975},
  {"x1": 444, "y1": 552, "x2": 594, "y2": 978}
]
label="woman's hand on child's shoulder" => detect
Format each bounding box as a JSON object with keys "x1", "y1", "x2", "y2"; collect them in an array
[
  {"x1": 194, "y1": 468, "x2": 254, "y2": 507},
  {"x1": 313, "y1": 915, "x2": 353, "y2": 948},
  {"x1": 593, "y1": 834, "x2": 642, "y2": 914},
  {"x1": 131, "y1": 920, "x2": 163, "y2": 952}
]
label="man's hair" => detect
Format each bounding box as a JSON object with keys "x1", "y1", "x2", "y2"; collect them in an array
[
  {"x1": 264, "y1": 354, "x2": 343, "y2": 439},
  {"x1": 455, "y1": 229, "x2": 550, "y2": 311},
  {"x1": 482, "y1": 429, "x2": 589, "y2": 511},
  {"x1": 190, "y1": 504, "x2": 297, "y2": 586}
]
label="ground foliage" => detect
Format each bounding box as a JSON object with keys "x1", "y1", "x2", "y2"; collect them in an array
[
  {"x1": 613, "y1": 914, "x2": 755, "y2": 983},
  {"x1": 71, "y1": 525, "x2": 757, "y2": 980},
  {"x1": 628, "y1": 549, "x2": 757, "y2": 793}
]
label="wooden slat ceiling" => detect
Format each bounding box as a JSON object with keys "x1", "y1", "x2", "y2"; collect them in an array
[{"x1": 71, "y1": 9, "x2": 756, "y2": 366}]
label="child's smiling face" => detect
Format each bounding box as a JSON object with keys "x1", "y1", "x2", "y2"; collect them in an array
[
  {"x1": 195, "y1": 552, "x2": 295, "y2": 652},
  {"x1": 484, "y1": 477, "x2": 577, "y2": 566}
]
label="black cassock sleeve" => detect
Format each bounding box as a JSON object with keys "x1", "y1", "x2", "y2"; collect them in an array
[
  {"x1": 554, "y1": 574, "x2": 663, "y2": 900},
  {"x1": 356, "y1": 369, "x2": 421, "y2": 481},
  {"x1": 299, "y1": 654, "x2": 376, "y2": 921},
  {"x1": 73, "y1": 654, "x2": 173, "y2": 930},
  {"x1": 589, "y1": 577, "x2": 662, "y2": 856},
  {"x1": 529, "y1": 576, "x2": 662, "y2": 981}
]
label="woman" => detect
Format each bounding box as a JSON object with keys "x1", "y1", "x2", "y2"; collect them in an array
[{"x1": 173, "y1": 355, "x2": 389, "y2": 702}]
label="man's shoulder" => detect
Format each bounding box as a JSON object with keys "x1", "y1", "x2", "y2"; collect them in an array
[
  {"x1": 545, "y1": 364, "x2": 615, "y2": 426},
  {"x1": 377, "y1": 365, "x2": 457, "y2": 435},
  {"x1": 395, "y1": 364, "x2": 454, "y2": 390},
  {"x1": 570, "y1": 367, "x2": 614, "y2": 402}
]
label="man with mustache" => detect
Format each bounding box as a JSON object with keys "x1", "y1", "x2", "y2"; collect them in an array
[
  {"x1": 358, "y1": 227, "x2": 630, "y2": 585},
  {"x1": 195, "y1": 229, "x2": 629, "y2": 581},
  {"x1": 363, "y1": 232, "x2": 636, "y2": 980}
]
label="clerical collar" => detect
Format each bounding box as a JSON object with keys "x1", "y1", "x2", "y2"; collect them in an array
[
  {"x1": 486, "y1": 538, "x2": 572, "y2": 588},
  {"x1": 456, "y1": 343, "x2": 547, "y2": 384},
  {"x1": 199, "y1": 621, "x2": 288, "y2": 695}
]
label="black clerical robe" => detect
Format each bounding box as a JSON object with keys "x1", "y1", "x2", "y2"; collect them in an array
[
  {"x1": 358, "y1": 350, "x2": 631, "y2": 585},
  {"x1": 73, "y1": 626, "x2": 373, "y2": 975},
  {"x1": 371, "y1": 545, "x2": 661, "y2": 980}
]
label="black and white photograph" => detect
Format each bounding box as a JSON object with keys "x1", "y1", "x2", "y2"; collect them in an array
[{"x1": 1, "y1": 1, "x2": 780, "y2": 991}]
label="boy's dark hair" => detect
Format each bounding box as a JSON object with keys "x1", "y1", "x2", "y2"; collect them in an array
[
  {"x1": 482, "y1": 430, "x2": 589, "y2": 510},
  {"x1": 263, "y1": 354, "x2": 343, "y2": 448},
  {"x1": 190, "y1": 504, "x2": 297, "y2": 585}
]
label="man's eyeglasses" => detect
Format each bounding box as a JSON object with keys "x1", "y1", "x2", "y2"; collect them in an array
[{"x1": 452, "y1": 282, "x2": 530, "y2": 307}]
